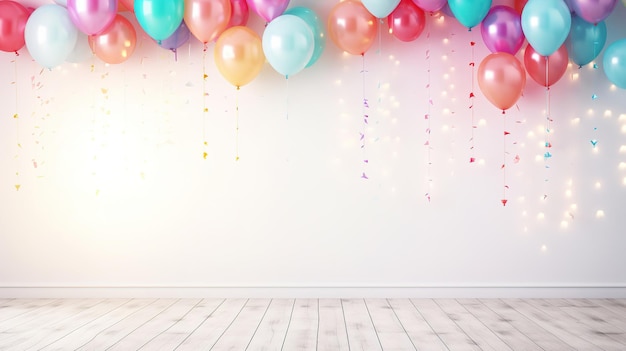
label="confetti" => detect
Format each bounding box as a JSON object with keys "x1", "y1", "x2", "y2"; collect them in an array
[
  {"x1": 203, "y1": 152, "x2": 208, "y2": 160},
  {"x1": 15, "y1": 184, "x2": 20, "y2": 191},
  {"x1": 501, "y1": 199, "x2": 508, "y2": 206},
  {"x1": 361, "y1": 172, "x2": 368, "y2": 179},
  {"x1": 514, "y1": 155, "x2": 520, "y2": 163},
  {"x1": 469, "y1": 157, "x2": 476, "y2": 163},
  {"x1": 544, "y1": 152, "x2": 552, "y2": 159},
  {"x1": 590, "y1": 139, "x2": 598, "y2": 147},
  {"x1": 13, "y1": 114, "x2": 18, "y2": 119}
]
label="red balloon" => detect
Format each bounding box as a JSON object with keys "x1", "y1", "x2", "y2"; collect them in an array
[
  {"x1": 513, "y1": 0, "x2": 527, "y2": 14},
  {"x1": 90, "y1": 14, "x2": 137, "y2": 64},
  {"x1": 228, "y1": 0, "x2": 249, "y2": 28},
  {"x1": 477, "y1": 52, "x2": 526, "y2": 111},
  {"x1": 327, "y1": 0, "x2": 378, "y2": 56},
  {"x1": 119, "y1": 0, "x2": 133, "y2": 12},
  {"x1": 524, "y1": 43, "x2": 569, "y2": 87},
  {"x1": 0, "y1": 1, "x2": 30, "y2": 54},
  {"x1": 388, "y1": 0, "x2": 425, "y2": 42}
]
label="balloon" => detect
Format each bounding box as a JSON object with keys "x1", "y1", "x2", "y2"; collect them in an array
[
  {"x1": 524, "y1": 43, "x2": 568, "y2": 87},
  {"x1": 513, "y1": 0, "x2": 527, "y2": 13},
  {"x1": 362, "y1": 0, "x2": 401, "y2": 18},
  {"x1": 603, "y1": 39, "x2": 626, "y2": 89},
  {"x1": 228, "y1": 0, "x2": 249, "y2": 28},
  {"x1": 184, "y1": 0, "x2": 231, "y2": 44},
  {"x1": 480, "y1": 6, "x2": 524, "y2": 55},
  {"x1": 411, "y1": 0, "x2": 447, "y2": 12},
  {"x1": 246, "y1": 0, "x2": 289, "y2": 23},
  {"x1": 262, "y1": 15, "x2": 313, "y2": 78},
  {"x1": 568, "y1": 15, "x2": 607, "y2": 67},
  {"x1": 119, "y1": 0, "x2": 133, "y2": 12},
  {"x1": 0, "y1": 1, "x2": 30, "y2": 54},
  {"x1": 24, "y1": 5, "x2": 78, "y2": 69},
  {"x1": 447, "y1": 0, "x2": 491, "y2": 30},
  {"x1": 158, "y1": 20, "x2": 190, "y2": 52},
  {"x1": 90, "y1": 14, "x2": 136, "y2": 64},
  {"x1": 477, "y1": 52, "x2": 526, "y2": 111},
  {"x1": 568, "y1": 0, "x2": 616, "y2": 24},
  {"x1": 284, "y1": 7, "x2": 326, "y2": 68},
  {"x1": 67, "y1": 0, "x2": 117, "y2": 35},
  {"x1": 327, "y1": 0, "x2": 378, "y2": 56},
  {"x1": 66, "y1": 30, "x2": 93, "y2": 62},
  {"x1": 135, "y1": 0, "x2": 183, "y2": 41},
  {"x1": 388, "y1": 0, "x2": 426, "y2": 42},
  {"x1": 214, "y1": 26, "x2": 265, "y2": 88},
  {"x1": 54, "y1": 0, "x2": 68, "y2": 6},
  {"x1": 521, "y1": 0, "x2": 571, "y2": 57}
]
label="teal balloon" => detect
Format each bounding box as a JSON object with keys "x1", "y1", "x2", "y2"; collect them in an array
[
  {"x1": 284, "y1": 6, "x2": 325, "y2": 68},
  {"x1": 24, "y1": 5, "x2": 78, "y2": 69},
  {"x1": 362, "y1": 0, "x2": 401, "y2": 18},
  {"x1": 603, "y1": 39, "x2": 626, "y2": 89},
  {"x1": 568, "y1": 15, "x2": 607, "y2": 67},
  {"x1": 448, "y1": 0, "x2": 492, "y2": 30},
  {"x1": 521, "y1": 0, "x2": 571, "y2": 56},
  {"x1": 135, "y1": 0, "x2": 184, "y2": 41},
  {"x1": 262, "y1": 14, "x2": 314, "y2": 78}
]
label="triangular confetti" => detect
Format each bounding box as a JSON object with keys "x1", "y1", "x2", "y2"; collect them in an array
[
  {"x1": 469, "y1": 157, "x2": 476, "y2": 163},
  {"x1": 501, "y1": 199, "x2": 508, "y2": 206},
  {"x1": 14, "y1": 184, "x2": 20, "y2": 191}
]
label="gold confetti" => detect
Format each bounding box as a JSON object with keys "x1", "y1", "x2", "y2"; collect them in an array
[
  {"x1": 90, "y1": 64, "x2": 95, "y2": 72},
  {"x1": 95, "y1": 189, "x2": 100, "y2": 196},
  {"x1": 203, "y1": 108, "x2": 208, "y2": 113},
  {"x1": 13, "y1": 113, "x2": 18, "y2": 119},
  {"x1": 235, "y1": 156, "x2": 240, "y2": 161},
  {"x1": 203, "y1": 74, "x2": 208, "y2": 80},
  {"x1": 203, "y1": 152, "x2": 208, "y2": 159},
  {"x1": 101, "y1": 88, "x2": 108, "y2": 94},
  {"x1": 15, "y1": 184, "x2": 20, "y2": 191},
  {"x1": 203, "y1": 141, "x2": 208, "y2": 146}
]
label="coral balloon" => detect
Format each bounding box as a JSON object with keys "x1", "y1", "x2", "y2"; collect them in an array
[
  {"x1": 568, "y1": 0, "x2": 616, "y2": 24},
  {"x1": 184, "y1": 0, "x2": 231, "y2": 44},
  {"x1": 388, "y1": 0, "x2": 425, "y2": 42},
  {"x1": 135, "y1": 0, "x2": 183, "y2": 41},
  {"x1": 0, "y1": 1, "x2": 30, "y2": 54},
  {"x1": 477, "y1": 52, "x2": 526, "y2": 111},
  {"x1": 480, "y1": 6, "x2": 524, "y2": 55},
  {"x1": 327, "y1": 0, "x2": 378, "y2": 56},
  {"x1": 524, "y1": 43, "x2": 568, "y2": 87},
  {"x1": 362, "y1": 0, "x2": 401, "y2": 18},
  {"x1": 246, "y1": 0, "x2": 289, "y2": 23},
  {"x1": 568, "y1": 15, "x2": 607, "y2": 67},
  {"x1": 284, "y1": 7, "x2": 326, "y2": 68},
  {"x1": 521, "y1": 0, "x2": 571, "y2": 56},
  {"x1": 214, "y1": 26, "x2": 265, "y2": 88},
  {"x1": 67, "y1": 0, "x2": 117, "y2": 35},
  {"x1": 448, "y1": 0, "x2": 492, "y2": 30},
  {"x1": 603, "y1": 39, "x2": 626, "y2": 89},
  {"x1": 24, "y1": 5, "x2": 78, "y2": 69},
  {"x1": 411, "y1": 0, "x2": 447, "y2": 12},
  {"x1": 228, "y1": 0, "x2": 249, "y2": 28},
  {"x1": 262, "y1": 14, "x2": 313, "y2": 78},
  {"x1": 90, "y1": 14, "x2": 136, "y2": 64},
  {"x1": 119, "y1": 0, "x2": 133, "y2": 12}
]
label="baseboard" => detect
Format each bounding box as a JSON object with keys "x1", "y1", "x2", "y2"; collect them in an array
[{"x1": 1, "y1": 286, "x2": 625, "y2": 298}]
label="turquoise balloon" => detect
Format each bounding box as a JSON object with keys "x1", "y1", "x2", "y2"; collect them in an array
[
  {"x1": 568, "y1": 15, "x2": 607, "y2": 67},
  {"x1": 284, "y1": 6, "x2": 325, "y2": 68},
  {"x1": 135, "y1": 0, "x2": 184, "y2": 41},
  {"x1": 262, "y1": 14, "x2": 314, "y2": 78},
  {"x1": 603, "y1": 39, "x2": 626, "y2": 89},
  {"x1": 361, "y1": 0, "x2": 400, "y2": 18},
  {"x1": 521, "y1": 0, "x2": 571, "y2": 56},
  {"x1": 448, "y1": 0, "x2": 492, "y2": 30},
  {"x1": 24, "y1": 5, "x2": 78, "y2": 69}
]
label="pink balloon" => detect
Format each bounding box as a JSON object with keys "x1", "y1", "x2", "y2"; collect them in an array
[
  {"x1": 228, "y1": 0, "x2": 249, "y2": 28},
  {"x1": 569, "y1": 0, "x2": 617, "y2": 24},
  {"x1": 524, "y1": 43, "x2": 568, "y2": 87},
  {"x1": 477, "y1": 52, "x2": 526, "y2": 111},
  {"x1": 184, "y1": 0, "x2": 231, "y2": 44},
  {"x1": 246, "y1": 0, "x2": 289, "y2": 23},
  {"x1": 67, "y1": 0, "x2": 117, "y2": 35},
  {"x1": 0, "y1": 1, "x2": 30, "y2": 54},
  {"x1": 411, "y1": 0, "x2": 447, "y2": 12},
  {"x1": 480, "y1": 6, "x2": 524, "y2": 55},
  {"x1": 388, "y1": 0, "x2": 425, "y2": 42}
]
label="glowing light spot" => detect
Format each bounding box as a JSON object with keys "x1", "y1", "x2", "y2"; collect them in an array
[
  {"x1": 619, "y1": 146, "x2": 626, "y2": 154},
  {"x1": 595, "y1": 181, "x2": 602, "y2": 189},
  {"x1": 443, "y1": 38, "x2": 448, "y2": 44},
  {"x1": 537, "y1": 212, "x2": 545, "y2": 220},
  {"x1": 604, "y1": 110, "x2": 612, "y2": 118},
  {"x1": 570, "y1": 204, "x2": 578, "y2": 210},
  {"x1": 565, "y1": 189, "x2": 572, "y2": 197},
  {"x1": 571, "y1": 118, "x2": 580, "y2": 125},
  {"x1": 572, "y1": 73, "x2": 579, "y2": 80},
  {"x1": 623, "y1": 177, "x2": 626, "y2": 186},
  {"x1": 587, "y1": 109, "x2": 594, "y2": 116},
  {"x1": 478, "y1": 119, "x2": 487, "y2": 126},
  {"x1": 527, "y1": 131, "x2": 536, "y2": 138},
  {"x1": 596, "y1": 210, "x2": 605, "y2": 218},
  {"x1": 560, "y1": 220, "x2": 569, "y2": 229},
  {"x1": 541, "y1": 245, "x2": 547, "y2": 252}
]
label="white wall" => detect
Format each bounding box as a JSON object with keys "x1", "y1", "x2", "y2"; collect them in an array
[{"x1": 1, "y1": 0, "x2": 625, "y2": 297}]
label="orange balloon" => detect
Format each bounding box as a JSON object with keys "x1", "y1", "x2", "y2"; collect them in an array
[
  {"x1": 327, "y1": 0, "x2": 378, "y2": 55},
  {"x1": 214, "y1": 26, "x2": 264, "y2": 88},
  {"x1": 90, "y1": 15, "x2": 137, "y2": 64},
  {"x1": 524, "y1": 44, "x2": 568, "y2": 87},
  {"x1": 477, "y1": 52, "x2": 526, "y2": 111},
  {"x1": 184, "y1": 0, "x2": 231, "y2": 44}
]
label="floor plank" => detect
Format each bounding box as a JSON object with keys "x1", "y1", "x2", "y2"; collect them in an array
[
  {"x1": 365, "y1": 299, "x2": 416, "y2": 351},
  {"x1": 211, "y1": 299, "x2": 271, "y2": 351},
  {"x1": 387, "y1": 299, "x2": 448, "y2": 350},
  {"x1": 0, "y1": 299, "x2": 62, "y2": 331},
  {"x1": 282, "y1": 298, "x2": 318, "y2": 351},
  {"x1": 245, "y1": 298, "x2": 294, "y2": 351},
  {"x1": 317, "y1": 299, "x2": 350, "y2": 351},
  {"x1": 342, "y1": 298, "x2": 383, "y2": 351}
]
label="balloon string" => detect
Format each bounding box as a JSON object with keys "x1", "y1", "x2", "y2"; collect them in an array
[
  {"x1": 285, "y1": 76, "x2": 289, "y2": 121},
  {"x1": 469, "y1": 41, "x2": 476, "y2": 164},
  {"x1": 361, "y1": 54, "x2": 369, "y2": 180},
  {"x1": 425, "y1": 21, "x2": 432, "y2": 202},
  {"x1": 502, "y1": 112, "x2": 508, "y2": 206},
  {"x1": 13, "y1": 58, "x2": 20, "y2": 191},
  {"x1": 235, "y1": 87, "x2": 240, "y2": 161},
  {"x1": 544, "y1": 56, "x2": 551, "y2": 199},
  {"x1": 202, "y1": 45, "x2": 208, "y2": 160}
]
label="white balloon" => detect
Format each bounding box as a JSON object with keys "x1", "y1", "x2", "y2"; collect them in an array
[
  {"x1": 66, "y1": 30, "x2": 93, "y2": 63},
  {"x1": 25, "y1": 4, "x2": 78, "y2": 69},
  {"x1": 54, "y1": 0, "x2": 68, "y2": 6}
]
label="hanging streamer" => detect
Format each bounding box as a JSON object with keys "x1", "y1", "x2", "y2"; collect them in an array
[
  {"x1": 543, "y1": 56, "x2": 553, "y2": 201},
  {"x1": 424, "y1": 24, "x2": 433, "y2": 202},
  {"x1": 360, "y1": 54, "x2": 369, "y2": 180},
  {"x1": 502, "y1": 114, "x2": 509, "y2": 206},
  {"x1": 13, "y1": 59, "x2": 21, "y2": 191},
  {"x1": 235, "y1": 87, "x2": 240, "y2": 161},
  {"x1": 202, "y1": 44, "x2": 209, "y2": 160},
  {"x1": 469, "y1": 41, "x2": 476, "y2": 164}
]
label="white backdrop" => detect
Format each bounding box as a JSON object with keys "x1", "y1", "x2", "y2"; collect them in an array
[{"x1": 1, "y1": 0, "x2": 625, "y2": 296}]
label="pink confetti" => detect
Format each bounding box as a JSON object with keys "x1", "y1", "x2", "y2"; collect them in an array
[
  {"x1": 501, "y1": 199, "x2": 508, "y2": 206},
  {"x1": 32, "y1": 159, "x2": 37, "y2": 168},
  {"x1": 470, "y1": 157, "x2": 476, "y2": 163},
  {"x1": 504, "y1": 131, "x2": 510, "y2": 135},
  {"x1": 424, "y1": 141, "x2": 430, "y2": 146},
  {"x1": 429, "y1": 99, "x2": 434, "y2": 105},
  {"x1": 424, "y1": 114, "x2": 430, "y2": 119},
  {"x1": 514, "y1": 155, "x2": 520, "y2": 163}
]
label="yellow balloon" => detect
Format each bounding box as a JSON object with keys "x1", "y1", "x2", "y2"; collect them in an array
[{"x1": 214, "y1": 26, "x2": 265, "y2": 89}]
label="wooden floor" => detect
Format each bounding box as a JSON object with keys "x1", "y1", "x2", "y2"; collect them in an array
[{"x1": 1, "y1": 299, "x2": 625, "y2": 350}]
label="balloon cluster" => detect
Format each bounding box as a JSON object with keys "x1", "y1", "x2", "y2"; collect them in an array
[{"x1": 1, "y1": 0, "x2": 626, "y2": 92}]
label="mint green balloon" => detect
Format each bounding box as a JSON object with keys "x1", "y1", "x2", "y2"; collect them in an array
[
  {"x1": 284, "y1": 7, "x2": 325, "y2": 68},
  {"x1": 448, "y1": 0, "x2": 492, "y2": 30},
  {"x1": 135, "y1": 0, "x2": 183, "y2": 41},
  {"x1": 262, "y1": 14, "x2": 314, "y2": 78}
]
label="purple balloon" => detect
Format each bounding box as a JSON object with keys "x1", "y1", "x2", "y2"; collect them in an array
[
  {"x1": 246, "y1": 0, "x2": 289, "y2": 23},
  {"x1": 480, "y1": 5, "x2": 524, "y2": 55},
  {"x1": 158, "y1": 21, "x2": 190, "y2": 52},
  {"x1": 411, "y1": 0, "x2": 447, "y2": 12},
  {"x1": 67, "y1": 0, "x2": 117, "y2": 35},
  {"x1": 568, "y1": 0, "x2": 617, "y2": 24}
]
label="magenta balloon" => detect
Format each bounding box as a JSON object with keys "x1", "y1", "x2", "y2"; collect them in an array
[
  {"x1": 228, "y1": 0, "x2": 249, "y2": 27},
  {"x1": 389, "y1": 0, "x2": 426, "y2": 42},
  {"x1": 568, "y1": 0, "x2": 617, "y2": 24},
  {"x1": 67, "y1": 0, "x2": 117, "y2": 35},
  {"x1": 0, "y1": 1, "x2": 30, "y2": 53},
  {"x1": 411, "y1": 0, "x2": 447, "y2": 12},
  {"x1": 480, "y1": 5, "x2": 524, "y2": 55},
  {"x1": 246, "y1": 0, "x2": 289, "y2": 22}
]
